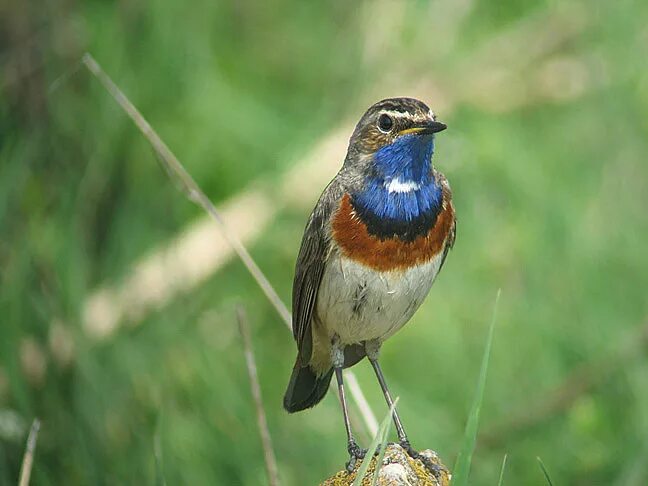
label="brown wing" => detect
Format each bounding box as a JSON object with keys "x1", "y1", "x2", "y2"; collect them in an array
[
  {"x1": 291, "y1": 180, "x2": 343, "y2": 365},
  {"x1": 437, "y1": 171, "x2": 456, "y2": 272},
  {"x1": 439, "y1": 216, "x2": 456, "y2": 272}
]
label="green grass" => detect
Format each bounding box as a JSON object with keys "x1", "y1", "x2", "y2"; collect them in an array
[
  {"x1": 497, "y1": 454, "x2": 508, "y2": 486},
  {"x1": 2, "y1": 0, "x2": 648, "y2": 485},
  {"x1": 352, "y1": 398, "x2": 398, "y2": 486},
  {"x1": 452, "y1": 290, "x2": 500, "y2": 486},
  {"x1": 537, "y1": 457, "x2": 555, "y2": 486}
]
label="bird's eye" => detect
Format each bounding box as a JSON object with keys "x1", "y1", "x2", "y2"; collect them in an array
[{"x1": 377, "y1": 114, "x2": 394, "y2": 133}]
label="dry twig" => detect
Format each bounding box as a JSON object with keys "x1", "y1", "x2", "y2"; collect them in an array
[
  {"x1": 81, "y1": 53, "x2": 290, "y2": 326},
  {"x1": 18, "y1": 418, "x2": 41, "y2": 486},
  {"x1": 237, "y1": 307, "x2": 280, "y2": 486}
]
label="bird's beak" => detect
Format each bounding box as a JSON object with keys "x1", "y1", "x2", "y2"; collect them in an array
[{"x1": 399, "y1": 120, "x2": 447, "y2": 136}]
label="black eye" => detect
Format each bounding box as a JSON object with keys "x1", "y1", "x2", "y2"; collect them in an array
[{"x1": 377, "y1": 114, "x2": 394, "y2": 132}]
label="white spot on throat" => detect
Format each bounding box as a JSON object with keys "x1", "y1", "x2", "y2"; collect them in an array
[{"x1": 385, "y1": 178, "x2": 421, "y2": 193}]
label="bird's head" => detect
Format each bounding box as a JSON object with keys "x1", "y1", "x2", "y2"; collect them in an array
[
  {"x1": 344, "y1": 98, "x2": 446, "y2": 186},
  {"x1": 348, "y1": 98, "x2": 445, "y2": 153}
]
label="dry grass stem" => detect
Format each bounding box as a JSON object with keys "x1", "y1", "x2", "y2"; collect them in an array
[
  {"x1": 237, "y1": 306, "x2": 281, "y2": 486},
  {"x1": 81, "y1": 53, "x2": 290, "y2": 326},
  {"x1": 18, "y1": 418, "x2": 41, "y2": 486}
]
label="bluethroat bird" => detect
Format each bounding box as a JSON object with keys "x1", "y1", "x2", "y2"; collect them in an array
[{"x1": 283, "y1": 98, "x2": 455, "y2": 468}]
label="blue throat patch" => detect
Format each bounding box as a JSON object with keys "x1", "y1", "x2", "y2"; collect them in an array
[{"x1": 352, "y1": 134, "x2": 442, "y2": 230}]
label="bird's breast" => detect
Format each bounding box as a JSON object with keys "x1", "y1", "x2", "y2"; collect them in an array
[
  {"x1": 315, "y1": 248, "x2": 444, "y2": 345},
  {"x1": 331, "y1": 191, "x2": 455, "y2": 272}
]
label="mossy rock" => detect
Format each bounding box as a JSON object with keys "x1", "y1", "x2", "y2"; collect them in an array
[{"x1": 321, "y1": 443, "x2": 450, "y2": 486}]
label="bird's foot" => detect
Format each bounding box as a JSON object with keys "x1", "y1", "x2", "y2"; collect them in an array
[
  {"x1": 400, "y1": 439, "x2": 443, "y2": 480},
  {"x1": 345, "y1": 441, "x2": 368, "y2": 473}
]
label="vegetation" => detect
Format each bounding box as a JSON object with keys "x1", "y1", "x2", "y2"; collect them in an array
[{"x1": 2, "y1": 0, "x2": 648, "y2": 484}]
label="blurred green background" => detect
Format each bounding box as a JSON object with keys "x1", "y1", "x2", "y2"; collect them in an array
[{"x1": 2, "y1": 0, "x2": 648, "y2": 484}]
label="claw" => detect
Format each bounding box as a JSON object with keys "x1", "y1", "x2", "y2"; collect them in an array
[
  {"x1": 345, "y1": 441, "x2": 368, "y2": 472},
  {"x1": 399, "y1": 440, "x2": 443, "y2": 479}
]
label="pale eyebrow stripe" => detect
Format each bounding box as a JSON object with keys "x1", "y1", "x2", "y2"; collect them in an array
[
  {"x1": 380, "y1": 110, "x2": 410, "y2": 118},
  {"x1": 379, "y1": 110, "x2": 432, "y2": 122}
]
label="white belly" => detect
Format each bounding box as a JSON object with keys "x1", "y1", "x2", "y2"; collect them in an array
[{"x1": 315, "y1": 250, "x2": 444, "y2": 345}]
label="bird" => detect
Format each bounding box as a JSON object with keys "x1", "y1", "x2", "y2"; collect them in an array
[{"x1": 283, "y1": 97, "x2": 456, "y2": 469}]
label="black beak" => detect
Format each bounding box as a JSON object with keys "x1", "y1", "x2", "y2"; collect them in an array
[
  {"x1": 400, "y1": 119, "x2": 447, "y2": 136},
  {"x1": 421, "y1": 120, "x2": 447, "y2": 134}
]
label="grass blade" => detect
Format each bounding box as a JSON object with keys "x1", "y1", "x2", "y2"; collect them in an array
[
  {"x1": 537, "y1": 457, "x2": 554, "y2": 486},
  {"x1": 497, "y1": 453, "x2": 508, "y2": 486},
  {"x1": 353, "y1": 397, "x2": 398, "y2": 486},
  {"x1": 452, "y1": 289, "x2": 501, "y2": 486},
  {"x1": 370, "y1": 408, "x2": 396, "y2": 486}
]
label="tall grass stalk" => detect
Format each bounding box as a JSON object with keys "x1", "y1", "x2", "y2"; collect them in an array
[
  {"x1": 352, "y1": 398, "x2": 399, "y2": 486},
  {"x1": 497, "y1": 453, "x2": 508, "y2": 486},
  {"x1": 537, "y1": 457, "x2": 554, "y2": 486},
  {"x1": 452, "y1": 289, "x2": 501, "y2": 486}
]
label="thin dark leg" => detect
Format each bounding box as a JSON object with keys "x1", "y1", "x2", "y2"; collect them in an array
[
  {"x1": 334, "y1": 367, "x2": 365, "y2": 470},
  {"x1": 368, "y1": 357, "x2": 443, "y2": 478},
  {"x1": 368, "y1": 357, "x2": 409, "y2": 444}
]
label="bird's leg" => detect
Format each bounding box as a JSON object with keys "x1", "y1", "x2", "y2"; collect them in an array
[
  {"x1": 332, "y1": 335, "x2": 366, "y2": 471},
  {"x1": 365, "y1": 339, "x2": 408, "y2": 444},
  {"x1": 365, "y1": 339, "x2": 443, "y2": 478}
]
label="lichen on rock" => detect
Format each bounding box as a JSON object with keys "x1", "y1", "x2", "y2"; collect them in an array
[{"x1": 320, "y1": 443, "x2": 450, "y2": 486}]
